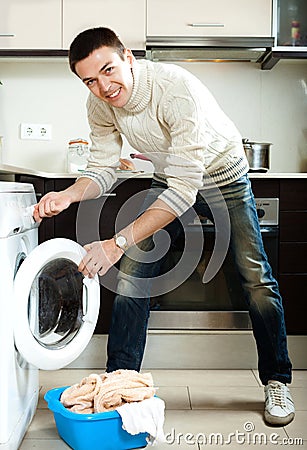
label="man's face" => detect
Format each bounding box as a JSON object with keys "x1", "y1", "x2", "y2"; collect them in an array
[{"x1": 75, "y1": 46, "x2": 134, "y2": 107}]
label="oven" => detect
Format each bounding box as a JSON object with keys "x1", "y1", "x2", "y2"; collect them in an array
[{"x1": 148, "y1": 198, "x2": 279, "y2": 330}]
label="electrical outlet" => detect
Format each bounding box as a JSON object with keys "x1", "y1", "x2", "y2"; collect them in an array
[{"x1": 20, "y1": 123, "x2": 52, "y2": 140}]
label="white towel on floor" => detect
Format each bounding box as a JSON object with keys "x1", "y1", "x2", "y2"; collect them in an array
[{"x1": 116, "y1": 396, "x2": 166, "y2": 446}]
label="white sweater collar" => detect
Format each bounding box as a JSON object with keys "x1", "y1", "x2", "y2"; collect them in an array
[{"x1": 123, "y1": 60, "x2": 152, "y2": 113}]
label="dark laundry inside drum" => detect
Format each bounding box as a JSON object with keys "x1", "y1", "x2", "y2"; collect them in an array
[
  {"x1": 37, "y1": 258, "x2": 84, "y2": 336},
  {"x1": 38, "y1": 275, "x2": 61, "y2": 335}
]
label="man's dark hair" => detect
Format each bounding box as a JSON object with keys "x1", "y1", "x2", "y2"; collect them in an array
[{"x1": 69, "y1": 27, "x2": 126, "y2": 75}]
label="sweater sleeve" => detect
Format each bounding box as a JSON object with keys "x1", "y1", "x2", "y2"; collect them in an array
[{"x1": 76, "y1": 94, "x2": 122, "y2": 196}]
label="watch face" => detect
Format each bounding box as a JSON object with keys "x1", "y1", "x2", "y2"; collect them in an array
[{"x1": 117, "y1": 236, "x2": 127, "y2": 247}]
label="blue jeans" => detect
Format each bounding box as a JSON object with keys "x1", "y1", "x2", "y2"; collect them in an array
[{"x1": 107, "y1": 175, "x2": 292, "y2": 385}]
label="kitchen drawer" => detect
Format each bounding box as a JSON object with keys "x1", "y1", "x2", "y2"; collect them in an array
[
  {"x1": 279, "y1": 242, "x2": 307, "y2": 273},
  {"x1": 280, "y1": 180, "x2": 307, "y2": 211},
  {"x1": 279, "y1": 274, "x2": 307, "y2": 334},
  {"x1": 280, "y1": 211, "x2": 307, "y2": 242},
  {"x1": 250, "y1": 179, "x2": 279, "y2": 198}
]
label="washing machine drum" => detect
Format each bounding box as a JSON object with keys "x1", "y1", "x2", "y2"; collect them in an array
[{"x1": 13, "y1": 238, "x2": 100, "y2": 370}]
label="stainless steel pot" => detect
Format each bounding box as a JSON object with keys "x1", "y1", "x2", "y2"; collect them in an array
[{"x1": 242, "y1": 139, "x2": 272, "y2": 172}]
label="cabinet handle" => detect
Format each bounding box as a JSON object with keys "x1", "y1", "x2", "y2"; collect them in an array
[
  {"x1": 188, "y1": 23, "x2": 225, "y2": 28},
  {"x1": 0, "y1": 33, "x2": 15, "y2": 37}
]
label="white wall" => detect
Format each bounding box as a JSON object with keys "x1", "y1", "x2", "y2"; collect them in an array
[{"x1": 0, "y1": 58, "x2": 306, "y2": 173}]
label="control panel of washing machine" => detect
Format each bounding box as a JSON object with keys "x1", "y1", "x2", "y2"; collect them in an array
[{"x1": 0, "y1": 189, "x2": 38, "y2": 237}]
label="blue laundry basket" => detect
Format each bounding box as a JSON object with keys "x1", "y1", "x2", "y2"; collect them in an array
[{"x1": 44, "y1": 386, "x2": 148, "y2": 450}]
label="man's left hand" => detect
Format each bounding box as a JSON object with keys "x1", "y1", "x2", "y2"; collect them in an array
[{"x1": 78, "y1": 239, "x2": 124, "y2": 278}]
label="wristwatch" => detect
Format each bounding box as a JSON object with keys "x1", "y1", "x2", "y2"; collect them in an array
[{"x1": 114, "y1": 233, "x2": 129, "y2": 252}]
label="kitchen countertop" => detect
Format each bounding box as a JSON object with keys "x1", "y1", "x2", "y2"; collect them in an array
[
  {"x1": 0, "y1": 163, "x2": 307, "y2": 179},
  {"x1": 0, "y1": 163, "x2": 151, "y2": 179},
  {"x1": 247, "y1": 172, "x2": 307, "y2": 178}
]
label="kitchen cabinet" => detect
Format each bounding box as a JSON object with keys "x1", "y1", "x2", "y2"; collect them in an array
[
  {"x1": 0, "y1": 0, "x2": 145, "y2": 52},
  {"x1": 147, "y1": 0, "x2": 272, "y2": 37},
  {"x1": 279, "y1": 179, "x2": 307, "y2": 335},
  {"x1": 0, "y1": 1, "x2": 62, "y2": 49},
  {"x1": 244, "y1": 177, "x2": 307, "y2": 335},
  {"x1": 63, "y1": 0, "x2": 146, "y2": 49},
  {"x1": 262, "y1": 0, "x2": 307, "y2": 69},
  {"x1": 274, "y1": 0, "x2": 307, "y2": 47}
]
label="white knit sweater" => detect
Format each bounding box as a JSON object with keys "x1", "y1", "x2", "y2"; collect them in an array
[{"x1": 80, "y1": 59, "x2": 249, "y2": 216}]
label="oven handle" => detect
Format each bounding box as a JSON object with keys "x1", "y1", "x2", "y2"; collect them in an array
[
  {"x1": 259, "y1": 226, "x2": 279, "y2": 237},
  {"x1": 187, "y1": 223, "x2": 278, "y2": 236}
]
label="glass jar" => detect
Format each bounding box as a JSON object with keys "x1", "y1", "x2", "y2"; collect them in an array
[
  {"x1": 277, "y1": 0, "x2": 307, "y2": 47},
  {"x1": 67, "y1": 138, "x2": 89, "y2": 173}
]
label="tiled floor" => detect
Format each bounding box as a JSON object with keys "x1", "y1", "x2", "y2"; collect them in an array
[{"x1": 20, "y1": 369, "x2": 307, "y2": 449}]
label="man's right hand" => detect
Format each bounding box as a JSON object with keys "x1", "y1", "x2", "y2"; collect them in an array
[
  {"x1": 32, "y1": 177, "x2": 101, "y2": 223},
  {"x1": 33, "y1": 191, "x2": 72, "y2": 222}
]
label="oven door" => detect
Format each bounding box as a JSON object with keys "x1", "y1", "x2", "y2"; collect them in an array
[
  {"x1": 149, "y1": 225, "x2": 279, "y2": 330},
  {"x1": 13, "y1": 238, "x2": 100, "y2": 370}
]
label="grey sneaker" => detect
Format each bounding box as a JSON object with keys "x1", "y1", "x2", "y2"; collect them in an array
[{"x1": 264, "y1": 380, "x2": 295, "y2": 426}]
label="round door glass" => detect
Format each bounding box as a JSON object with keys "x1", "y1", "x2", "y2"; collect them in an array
[
  {"x1": 28, "y1": 257, "x2": 85, "y2": 349},
  {"x1": 14, "y1": 237, "x2": 100, "y2": 370}
]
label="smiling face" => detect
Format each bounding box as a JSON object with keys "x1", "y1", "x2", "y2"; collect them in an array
[{"x1": 75, "y1": 46, "x2": 134, "y2": 107}]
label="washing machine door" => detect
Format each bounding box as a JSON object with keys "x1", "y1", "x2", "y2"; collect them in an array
[{"x1": 13, "y1": 238, "x2": 100, "y2": 370}]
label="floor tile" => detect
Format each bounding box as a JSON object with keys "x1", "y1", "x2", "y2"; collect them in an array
[
  {"x1": 150, "y1": 369, "x2": 258, "y2": 387},
  {"x1": 157, "y1": 386, "x2": 191, "y2": 410},
  {"x1": 284, "y1": 411, "x2": 307, "y2": 440},
  {"x1": 189, "y1": 386, "x2": 264, "y2": 410},
  {"x1": 20, "y1": 439, "x2": 70, "y2": 449},
  {"x1": 290, "y1": 388, "x2": 307, "y2": 411},
  {"x1": 291, "y1": 371, "x2": 307, "y2": 388},
  {"x1": 22, "y1": 409, "x2": 58, "y2": 440}
]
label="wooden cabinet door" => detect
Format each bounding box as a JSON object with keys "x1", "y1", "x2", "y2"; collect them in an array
[
  {"x1": 147, "y1": 0, "x2": 272, "y2": 37},
  {"x1": 279, "y1": 242, "x2": 307, "y2": 273},
  {"x1": 63, "y1": 0, "x2": 146, "y2": 49},
  {"x1": 280, "y1": 211, "x2": 307, "y2": 241},
  {"x1": 0, "y1": 1, "x2": 62, "y2": 49},
  {"x1": 250, "y1": 179, "x2": 279, "y2": 198},
  {"x1": 280, "y1": 179, "x2": 307, "y2": 211},
  {"x1": 279, "y1": 275, "x2": 307, "y2": 334},
  {"x1": 279, "y1": 178, "x2": 307, "y2": 335}
]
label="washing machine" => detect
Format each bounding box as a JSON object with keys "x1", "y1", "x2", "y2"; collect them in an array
[{"x1": 0, "y1": 181, "x2": 100, "y2": 450}]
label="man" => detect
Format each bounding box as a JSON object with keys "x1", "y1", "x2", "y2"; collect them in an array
[{"x1": 34, "y1": 27, "x2": 295, "y2": 426}]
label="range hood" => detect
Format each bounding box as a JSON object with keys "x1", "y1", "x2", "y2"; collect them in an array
[
  {"x1": 261, "y1": 47, "x2": 307, "y2": 70},
  {"x1": 146, "y1": 36, "x2": 274, "y2": 64}
]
